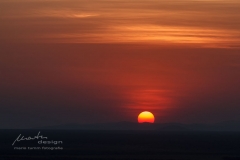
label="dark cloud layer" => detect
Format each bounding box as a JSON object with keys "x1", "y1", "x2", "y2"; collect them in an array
[{"x1": 0, "y1": 44, "x2": 240, "y2": 128}]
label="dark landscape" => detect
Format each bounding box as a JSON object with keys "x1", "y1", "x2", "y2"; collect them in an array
[
  {"x1": 1, "y1": 122, "x2": 240, "y2": 160},
  {"x1": 42, "y1": 121, "x2": 240, "y2": 131}
]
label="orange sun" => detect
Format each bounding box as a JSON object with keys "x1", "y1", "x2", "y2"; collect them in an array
[{"x1": 138, "y1": 111, "x2": 155, "y2": 123}]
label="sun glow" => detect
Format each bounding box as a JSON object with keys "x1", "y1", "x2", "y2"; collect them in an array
[{"x1": 138, "y1": 111, "x2": 155, "y2": 123}]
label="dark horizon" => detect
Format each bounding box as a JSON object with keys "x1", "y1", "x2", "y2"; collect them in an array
[{"x1": 1, "y1": 119, "x2": 239, "y2": 131}]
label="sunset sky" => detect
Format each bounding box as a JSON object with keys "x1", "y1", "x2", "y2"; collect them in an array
[{"x1": 0, "y1": 0, "x2": 240, "y2": 128}]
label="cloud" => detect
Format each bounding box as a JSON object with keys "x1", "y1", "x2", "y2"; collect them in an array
[{"x1": 1, "y1": 0, "x2": 240, "y2": 47}]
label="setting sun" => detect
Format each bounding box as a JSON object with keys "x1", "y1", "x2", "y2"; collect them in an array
[{"x1": 138, "y1": 111, "x2": 155, "y2": 123}]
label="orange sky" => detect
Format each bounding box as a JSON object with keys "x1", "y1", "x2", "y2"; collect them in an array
[
  {"x1": 1, "y1": 0, "x2": 240, "y2": 47},
  {"x1": 0, "y1": 0, "x2": 240, "y2": 128}
]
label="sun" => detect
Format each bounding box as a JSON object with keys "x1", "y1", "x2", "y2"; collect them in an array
[{"x1": 138, "y1": 111, "x2": 155, "y2": 123}]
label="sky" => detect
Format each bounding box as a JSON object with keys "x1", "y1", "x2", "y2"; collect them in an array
[{"x1": 0, "y1": 0, "x2": 240, "y2": 128}]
